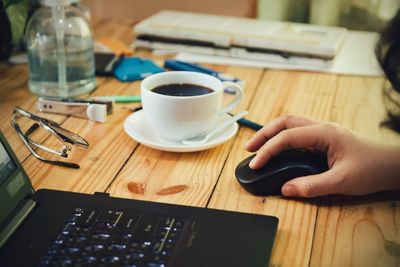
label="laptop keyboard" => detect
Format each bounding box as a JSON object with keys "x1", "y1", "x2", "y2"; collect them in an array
[{"x1": 38, "y1": 208, "x2": 185, "y2": 267}]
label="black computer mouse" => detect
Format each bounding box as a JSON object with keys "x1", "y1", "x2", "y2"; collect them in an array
[{"x1": 235, "y1": 149, "x2": 329, "y2": 196}]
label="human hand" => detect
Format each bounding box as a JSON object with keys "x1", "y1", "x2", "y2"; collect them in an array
[{"x1": 245, "y1": 115, "x2": 400, "y2": 198}]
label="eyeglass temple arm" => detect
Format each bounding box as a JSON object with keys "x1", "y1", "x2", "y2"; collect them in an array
[
  {"x1": 25, "y1": 123, "x2": 40, "y2": 137},
  {"x1": 49, "y1": 125, "x2": 89, "y2": 148},
  {"x1": 14, "y1": 106, "x2": 89, "y2": 148},
  {"x1": 11, "y1": 121, "x2": 80, "y2": 169},
  {"x1": 20, "y1": 122, "x2": 70, "y2": 158}
]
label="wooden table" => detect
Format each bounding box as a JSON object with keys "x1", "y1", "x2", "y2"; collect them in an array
[{"x1": 1, "y1": 19, "x2": 399, "y2": 267}]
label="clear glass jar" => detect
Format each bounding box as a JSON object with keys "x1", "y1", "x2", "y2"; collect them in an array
[{"x1": 25, "y1": 0, "x2": 96, "y2": 97}]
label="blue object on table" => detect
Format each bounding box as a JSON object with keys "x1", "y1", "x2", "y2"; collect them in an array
[
  {"x1": 237, "y1": 118, "x2": 263, "y2": 131},
  {"x1": 164, "y1": 59, "x2": 242, "y2": 84},
  {"x1": 229, "y1": 112, "x2": 263, "y2": 131},
  {"x1": 114, "y1": 57, "x2": 164, "y2": 82}
]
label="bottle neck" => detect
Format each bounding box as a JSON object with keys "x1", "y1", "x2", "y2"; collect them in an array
[{"x1": 43, "y1": 0, "x2": 71, "y2": 7}]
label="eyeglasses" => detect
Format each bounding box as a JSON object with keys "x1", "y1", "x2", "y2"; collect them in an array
[{"x1": 10, "y1": 106, "x2": 89, "y2": 169}]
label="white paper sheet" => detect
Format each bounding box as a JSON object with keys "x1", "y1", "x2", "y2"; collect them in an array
[{"x1": 175, "y1": 31, "x2": 383, "y2": 77}]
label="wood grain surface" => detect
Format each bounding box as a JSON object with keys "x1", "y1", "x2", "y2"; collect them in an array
[{"x1": 0, "y1": 19, "x2": 399, "y2": 267}]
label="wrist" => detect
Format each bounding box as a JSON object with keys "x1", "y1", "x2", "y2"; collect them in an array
[{"x1": 374, "y1": 144, "x2": 400, "y2": 191}]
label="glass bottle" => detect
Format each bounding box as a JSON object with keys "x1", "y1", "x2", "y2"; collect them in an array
[
  {"x1": 25, "y1": 0, "x2": 96, "y2": 97},
  {"x1": 70, "y1": 0, "x2": 91, "y2": 21}
]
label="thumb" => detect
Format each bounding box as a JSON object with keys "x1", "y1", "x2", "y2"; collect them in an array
[{"x1": 281, "y1": 171, "x2": 336, "y2": 198}]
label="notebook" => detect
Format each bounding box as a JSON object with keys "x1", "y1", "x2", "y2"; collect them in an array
[
  {"x1": 133, "y1": 10, "x2": 348, "y2": 68},
  {"x1": 0, "y1": 130, "x2": 278, "y2": 267}
]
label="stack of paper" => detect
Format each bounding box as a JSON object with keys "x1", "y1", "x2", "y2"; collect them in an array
[{"x1": 133, "y1": 10, "x2": 348, "y2": 68}]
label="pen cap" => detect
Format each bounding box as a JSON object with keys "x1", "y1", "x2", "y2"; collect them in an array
[{"x1": 86, "y1": 104, "x2": 107, "y2": 123}]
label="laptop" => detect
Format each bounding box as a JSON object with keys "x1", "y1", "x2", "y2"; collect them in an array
[{"x1": 0, "y1": 130, "x2": 278, "y2": 266}]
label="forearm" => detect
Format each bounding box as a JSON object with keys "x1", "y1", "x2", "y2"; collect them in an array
[{"x1": 374, "y1": 143, "x2": 400, "y2": 192}]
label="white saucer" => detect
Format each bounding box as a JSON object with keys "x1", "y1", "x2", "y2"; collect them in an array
[{"x1": 124, "y1": 110, "x2": 238, "y2": 152}]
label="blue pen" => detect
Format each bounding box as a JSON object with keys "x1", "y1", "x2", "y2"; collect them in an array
[
  {"x1": 228, "y1": 112, "x2": 263, "y2": 131},
  {"x1": 237, "y1": 118, "x2": 263, "y2": 131},
  {"x1": 164, "y1": 59, "x2": 243, "y2": 91}
]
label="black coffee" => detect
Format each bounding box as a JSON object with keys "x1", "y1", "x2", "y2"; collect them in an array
[{"x1": 152, "y1": 83, "x2": 214, "y2": 97}]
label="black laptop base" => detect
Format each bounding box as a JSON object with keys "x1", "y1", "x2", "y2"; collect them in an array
[{"x1": 0, "y1": 189, "x2": 278, "y2": 267}]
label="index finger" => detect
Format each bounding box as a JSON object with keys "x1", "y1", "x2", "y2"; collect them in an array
[
  {"x1": 249, "y1": 124, "x2": 330, "y2": 169},
  {"x1": 245, "y1": 115, "x2": 320, "y2": 152}
]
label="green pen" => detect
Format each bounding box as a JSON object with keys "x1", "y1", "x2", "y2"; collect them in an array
[{"x1": 94, "y1": 95, "x2": 141, "y2": 103}]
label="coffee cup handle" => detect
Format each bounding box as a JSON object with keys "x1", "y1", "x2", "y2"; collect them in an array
[{"x1": 219, "y1": 81, "x2": 244, "y2": 114}]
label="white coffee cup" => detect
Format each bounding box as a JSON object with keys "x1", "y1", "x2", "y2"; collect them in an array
[{"x1": 141, "y1": 71, "x2": 243, "y2": 142}]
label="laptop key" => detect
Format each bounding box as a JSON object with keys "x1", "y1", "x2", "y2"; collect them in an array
[
  {"x1": 122, "y1": 256, "x2": 143, "y2": 267},
  {"x1": 65, "y1": 246, "x2": 81, "y2": 254},
  {"x1": 82, "y1": 255, "x2": 98, "y2": 264},
  {"x1": 129, "y1": 241, "x2": 148, "y2": 254},
  {"x1": 109, "y1": 243, "x2": 128, "y2": 250},
  {"x1": 132, "y1": 215, "x2": 160, "y2": 241},
  {"x1": 146, "y1": 263, "x2": 165, "y2": 267},
  {"x1": 90, "y1": 232, "x2": 113, "y2": 243},
  {"x1": 73, "y1": 208, "x2": 84, "y2": 216},
  {"x1": 115, "y1": 214, "x2": 140, "y2": 233},
  {"x1": 101, "y1": 255, "x2": 123, "y2": 264},
  {"x1": 172, "y1": 219, "x2": 184, "y2": 229},
  {"x1": 77, "y1": 209, "x2": 99, "y2": 226},
  {"x1": 160, "y1": 217, "x2": 174, "y2": 227},
  {"x1": 127, "y1": 251, "x2": 145, "y2": 260},
  {"x1": 152, "y1": 244, "x2": 171, "y2": 256},
  {"x1": 84, "y1": 243, "x2": 105, "y2": 252},
  {"x1": 99, "y1": 210, "x2": 124, "y2": 225},
  {"x1": 46, "y1": 247, "x2": 58, "y2": 255},
  {"x1": 93, "y1": 221, "x2": 114, "y2": 233}
]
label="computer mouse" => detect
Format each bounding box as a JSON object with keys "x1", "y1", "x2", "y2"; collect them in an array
[{"x1": 235, "y1": 149, "x2": 329, "y2": 196}]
